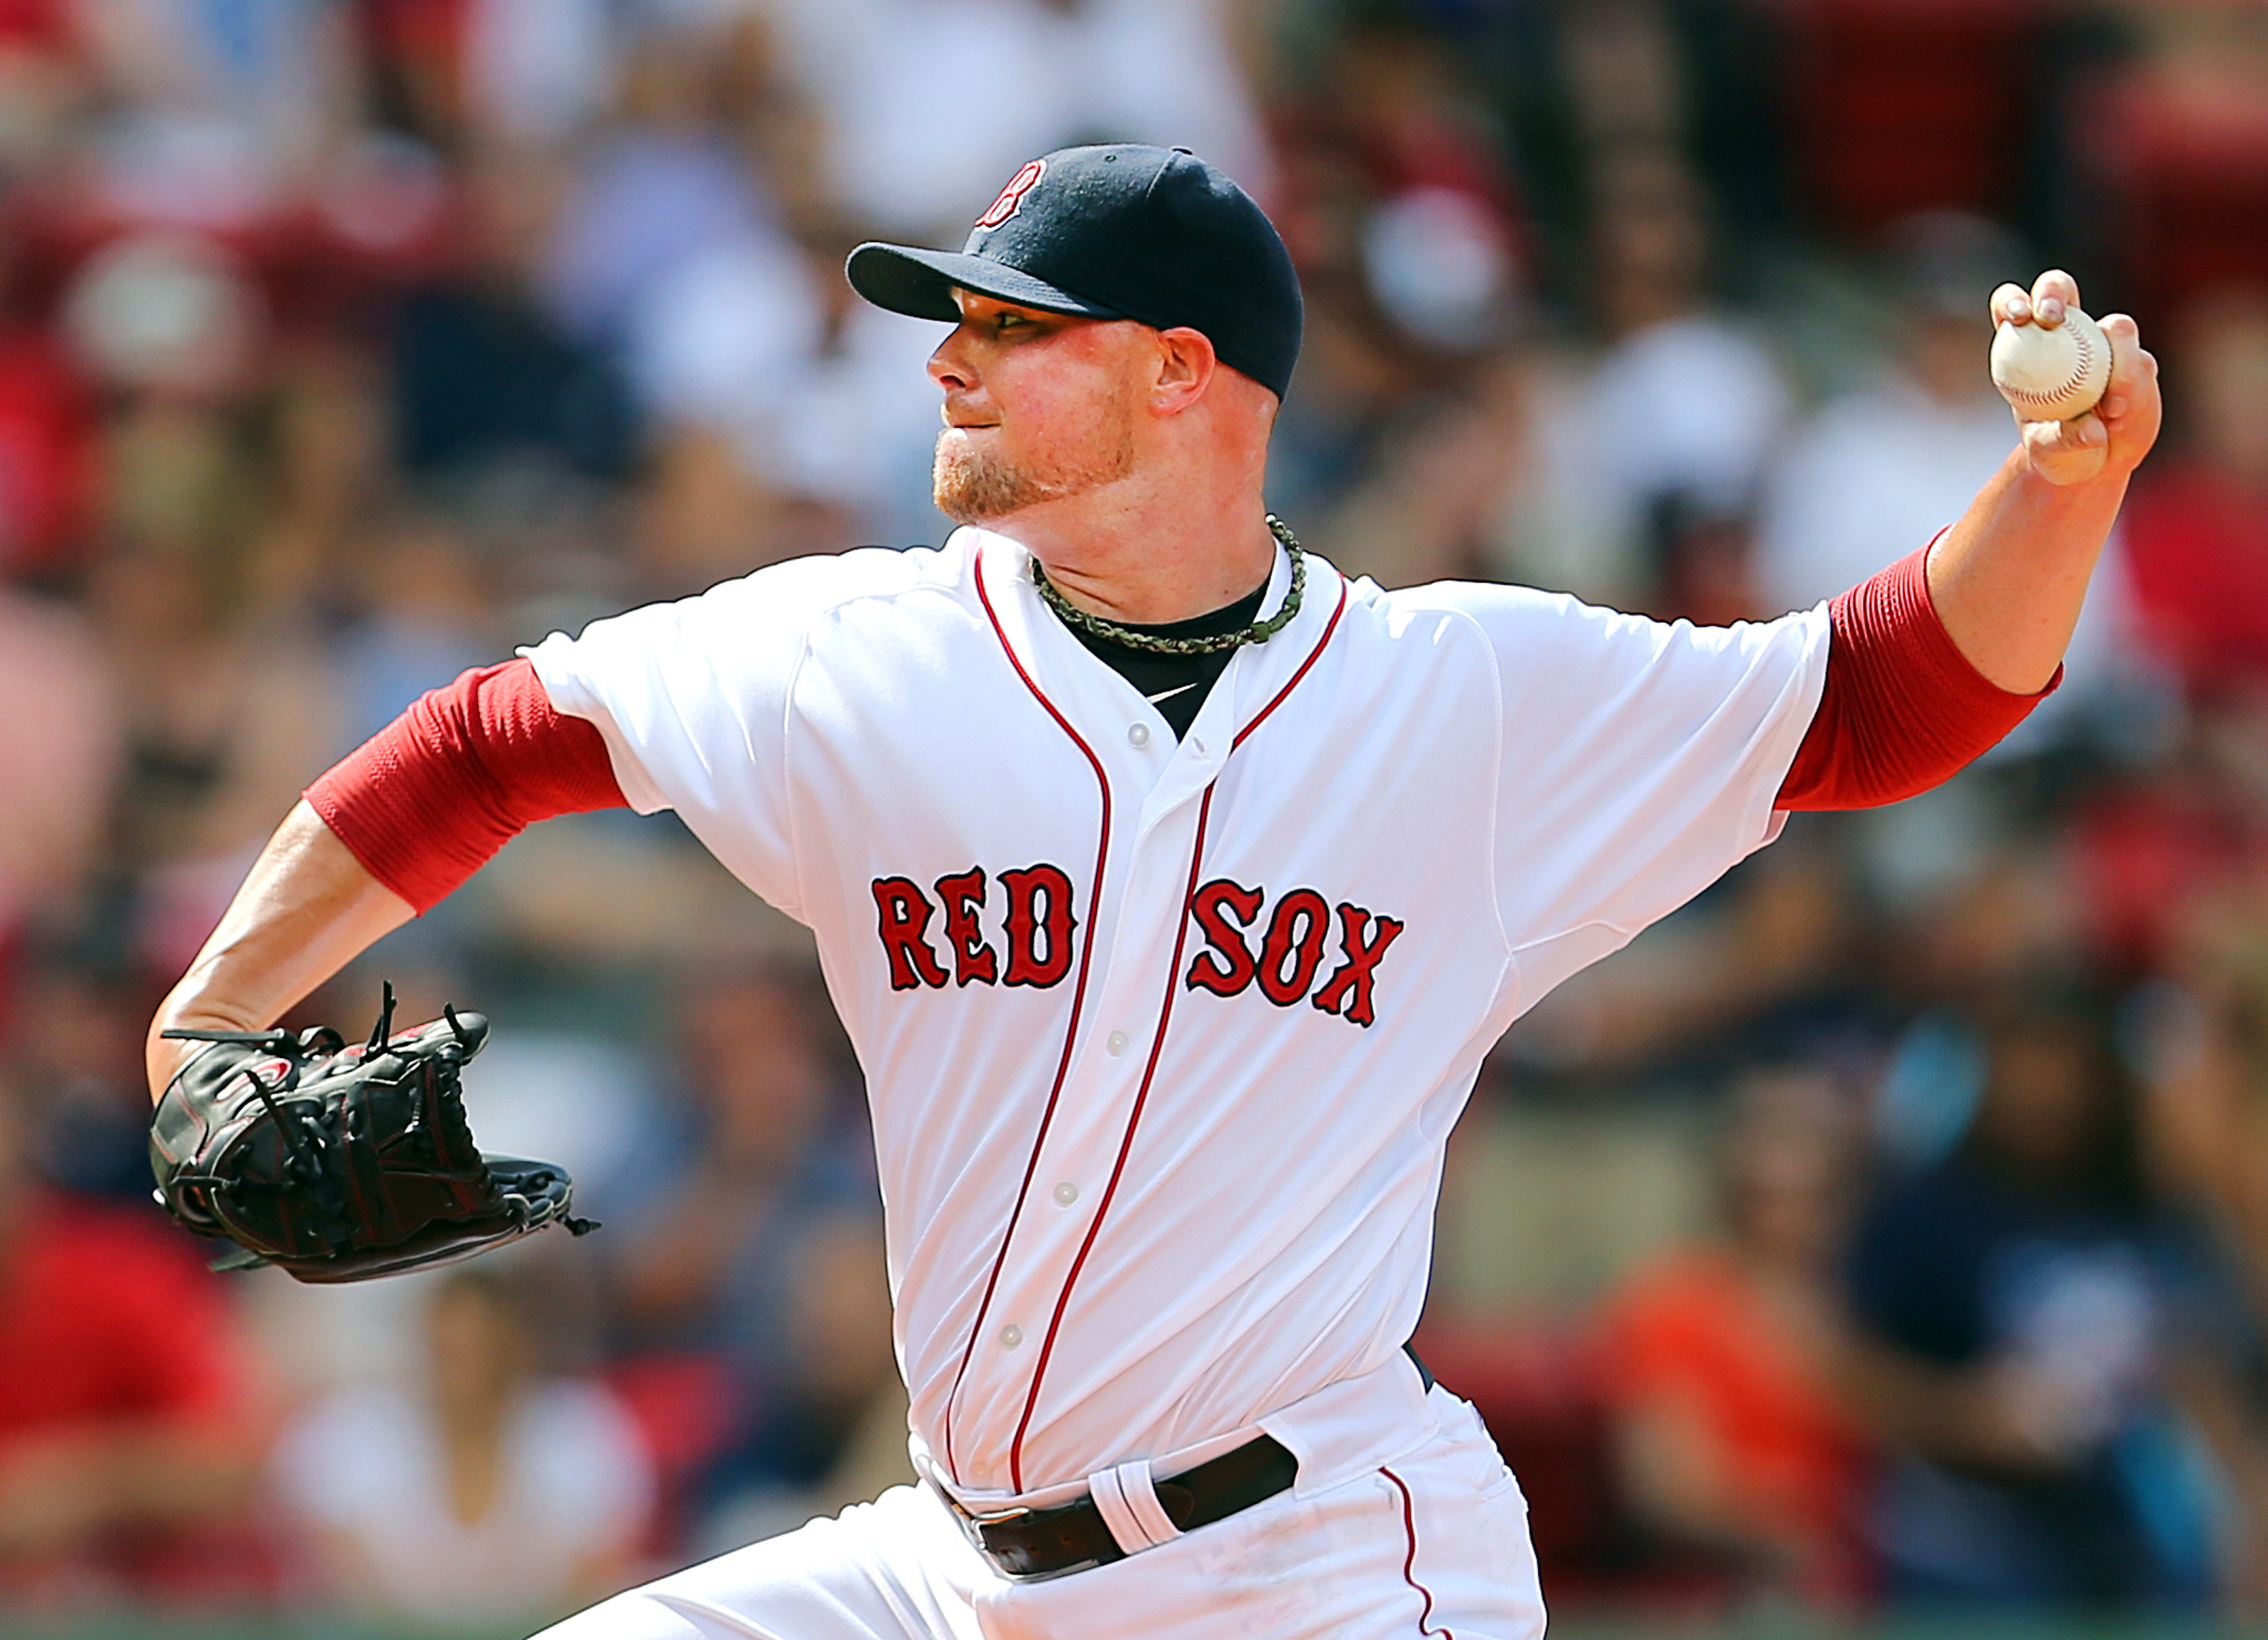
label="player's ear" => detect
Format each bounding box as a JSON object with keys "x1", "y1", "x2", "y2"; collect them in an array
[{"x1": 1150, "y1": 326, "x2": 1217, "y2": 415}]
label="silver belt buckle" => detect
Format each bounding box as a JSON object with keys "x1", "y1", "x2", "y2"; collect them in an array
[
  {"x1": 925, "y1": 1481, "x2": 1112, "y2": 1582},
  {"x1": 927, "y1": 1477, "x2": 1028, "y2": 1546}
]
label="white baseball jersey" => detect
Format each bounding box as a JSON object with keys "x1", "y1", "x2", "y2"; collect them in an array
[{"x1": 524, "y1": 527, "x2": 1828, "y2": 1505}]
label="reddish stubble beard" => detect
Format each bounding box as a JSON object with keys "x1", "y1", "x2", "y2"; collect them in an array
[{"x1": 932, "y1": 387, "x2": 1138, "y2": 525}]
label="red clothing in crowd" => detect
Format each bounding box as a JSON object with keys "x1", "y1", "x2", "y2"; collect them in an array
[
  {"x1": 1598, "y1": 1247, "x2": 1873, "y2": 1607},
  {"x1": 0, "y1": 1191, "x2": 249, "y2": 1597},
  {"x1": 0, "y1": 328, "x2": 96, "y2": 575},
  {"x1": 0, "y1": 1194, "x2": 239, "y2": 1434},
  {"x1": 2119, "y1": 462, "x2": 2268, "y2": 699}
]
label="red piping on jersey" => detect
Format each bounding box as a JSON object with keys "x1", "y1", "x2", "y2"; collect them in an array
[
  {"x1": 1383, "y1": 1467, "x2": 1460, "y2": 1640},
  {"x1": 1234, "y1": 576, "x2": 1349, "y2": 752},
  {"x1": 947, "y1": 554, "x2": 1114, "y2": 1483},
  {"x1": 1007, "y1": 782, "x2": 1211, "y2": 1491},
  {"x1": 1005, "y1": 571, "x2": 1349, "y2": 1491}
]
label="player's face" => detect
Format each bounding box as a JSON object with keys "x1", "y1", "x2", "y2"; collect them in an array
[{"x1": 929, "y1": 290, "x2": 1143, "y2": 524}]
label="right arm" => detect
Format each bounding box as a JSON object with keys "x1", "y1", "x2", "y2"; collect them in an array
[
  {"x1": 144, "y1": 658, "x2": 626, "y2": 1102},
  {"x1": 144, "y1": 802, "x2": 412, "y2": 1099}
]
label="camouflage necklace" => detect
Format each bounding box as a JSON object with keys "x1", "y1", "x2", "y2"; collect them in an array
[{"x1": 1031, "y1": 515, "x2": 1305, "y2": 655}]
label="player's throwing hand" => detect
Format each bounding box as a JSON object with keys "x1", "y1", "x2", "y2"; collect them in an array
[{"x1": 1989, "y1": 269, "x2": 2161, "y2": 489}]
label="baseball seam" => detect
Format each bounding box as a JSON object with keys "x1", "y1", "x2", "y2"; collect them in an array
[{"x1": 2002, "y1": 324, "x2": 2101, "y2": 415}]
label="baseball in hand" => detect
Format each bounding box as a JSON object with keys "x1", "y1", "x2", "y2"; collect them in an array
[{"x1": 1990, "y1": 305, "x2": 2112, "y2": 423}]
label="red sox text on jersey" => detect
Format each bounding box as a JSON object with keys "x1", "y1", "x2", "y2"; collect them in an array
[{"x1": 872, "y1": 866, "x2": 1406, "y2": 1027}]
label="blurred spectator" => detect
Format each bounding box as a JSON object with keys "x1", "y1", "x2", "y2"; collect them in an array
[
  {"x1": 1273, "y1": 11, "x2": 1532, "y2": 581},
  {"x1": 1308, "y1": 342, "x2": 1528, "y2": 590},
  {"x1": 629, "y1": 217, "x2": 944, "y2": 573},
  {"x1": 600, "y1": 960, "x2": 895, "y2": 1543},
  {"x1": 2119, "y1": 285, "x2": 2268, "y2": 704},
  {"x1": 60, "y1": 231, "x2": 275, "y2": 563},
  {"x1": 2148, "y1": 869, "x2": 2268, "y2": 1336},
  {"x1": 2092, "y1": 2, "x2": 2268, "y2": 328},
  {"x1": 1496, "y1": 832, "x2": 1866, "y2": 1089},
  {"x1": 0, "y1": 583, "x2": 115, "y2": 970},
  {"x1": 0, "y1": 309, "x2": 98, "y2": 579},
  {"x1": 1841, "y1": 989, "x2": 2264, "y2": 1612},
  {"x1": 328, "y1": 500, "x2": 500, "y2": 752},
  {"x1": 87, "y1": 537, "x2": 338, "y2": 978},
  {"x1": 0, "y1": 1076, "x2": 257, "y2": 1608},
  {"x1": 1489, "y1": 148, "x2": 1787, "y2": 610},
  {"x1": 1777, "y1": 0, "x2": 2055, "y2": 247},
  {"x1": 1869, "y1": 842, "x2": 2093, "y2": 1165},
  {"x1": 1598, "y1": 1070, "x2": 1872, "y2": 1609},
  {"x1": 752, "y1": 0, "x2": 1271, "y2": 242},
  {"x1": 391, "y1": 147, "x2": 639, "y2": 483},
  {"x1": 274, "y1": 1267, "x2": 654, "y2": 1631},
  {"x1": 6, "y1": 948, "x2": 154, "y2": 1199},
  {"x1": 71, "y1": 0, "x2": 358, "y2": 234},
  {"x1": 1757, "y1": 213, "x2": 2027, "y2": 612},
  {"x1": 2076, "y1": 699, "x2": 2268, "y2": 983},
  {"x1": 540, "y1": 37, "x2": 792, "y2": 355},
  {"x1": 0, "y1": 1, "x2": 85, "y2": 178},
  {"x1": 1760, "y1": 212, "x2": 2139, "y2": 748},
  {"x1": 461, "y1": 0, "x2": 617, "y2": 151}
]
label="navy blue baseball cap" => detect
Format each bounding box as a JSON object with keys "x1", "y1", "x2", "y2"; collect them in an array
[{"x1": 846, "y1": 144, "x2": 1303, "y2": 400}]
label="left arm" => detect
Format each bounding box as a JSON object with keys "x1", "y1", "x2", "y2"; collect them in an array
[
  {"x1": 1775, "y1": 270, "x2": 2161, "y2": 811},
  {"x1": 1927, "y1": 270, "x2": 2162, "y2": 693}
]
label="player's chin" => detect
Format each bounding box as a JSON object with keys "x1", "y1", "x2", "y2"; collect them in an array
[{"x1": 934, "y1": 440, "x2": 1034, "y2": 524}]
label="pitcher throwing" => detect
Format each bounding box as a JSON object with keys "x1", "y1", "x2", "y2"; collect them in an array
[{"x1": 147, "y1": 146, "x2": 2158, "y2": 1638}]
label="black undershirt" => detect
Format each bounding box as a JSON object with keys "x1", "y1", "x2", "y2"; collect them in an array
[{"x1": 1053, "y1": 580, "x2": 1269, "y2": 740}]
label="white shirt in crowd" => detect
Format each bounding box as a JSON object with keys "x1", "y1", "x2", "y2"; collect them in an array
[
  {"x1": 1758, "y1": 372, "x2": 2136, "y2": 745},
  {"x1": 748, "y1": 0, "x2": 1273, "y2": 240},
  {"x1": 275, "y1": 1379, "x2": 655, "y2": 1627}
]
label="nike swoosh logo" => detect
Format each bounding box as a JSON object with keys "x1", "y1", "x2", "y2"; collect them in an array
[{"x1": 1145, "y1": 682, "x2": 1200, "y2": 705}]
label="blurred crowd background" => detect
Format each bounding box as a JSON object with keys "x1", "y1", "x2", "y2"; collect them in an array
[{"x1": 4, "y1": 0, "x2": 2268, "y2": 1635}]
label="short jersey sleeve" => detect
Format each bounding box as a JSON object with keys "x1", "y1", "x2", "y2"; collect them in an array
[
  {"x1": 520, "y1": 550, "x2": 919, "y2": 920},
  {"x1": 1418, "y1": 584, "x2": 1829, "y2": 1004}
]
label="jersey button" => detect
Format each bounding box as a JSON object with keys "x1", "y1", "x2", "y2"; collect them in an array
[
  {"x1": 1190, "y1": 736, "x2": 1208, "y2": 758},
  {"x1": 1128, "y1": 723, "x2": 1151, "y2": 748},
  {"x1": 1000, "y1": 1324, "x2": 1024, "y2": 1348},
  {"x1": 1105, "y1": 1031, "x2": 1129, "y2": 1056},
  {"x1": 1053, "y1": 1181, "x2": 1079, "y2": 1207}
]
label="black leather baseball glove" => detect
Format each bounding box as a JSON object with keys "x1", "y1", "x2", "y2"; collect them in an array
[{"x1": 150, "y1": 985, "x2": 596, "y2": 1283}]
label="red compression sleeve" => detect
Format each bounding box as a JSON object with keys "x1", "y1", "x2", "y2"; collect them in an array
[
  {"x1": 1774, "y1": 543, "x2": 2058, "y2": 811},
  {"x1": 305, "y1": 657, "x2": 627, "y2": 913}
]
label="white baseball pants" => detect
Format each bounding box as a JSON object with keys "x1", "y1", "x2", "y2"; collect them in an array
[{"x1": 533, "y1": 1385, "x2": 1545, "y2": 1640}]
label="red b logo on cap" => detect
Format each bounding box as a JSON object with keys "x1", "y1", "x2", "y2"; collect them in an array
[{"x1": 975, "y1": 160, "x2": 1045, "y2": 231}]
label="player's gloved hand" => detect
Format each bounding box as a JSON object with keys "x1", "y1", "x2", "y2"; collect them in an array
[{"x1": 149, "y1": 984, "x2": 597, "y2": 1283}]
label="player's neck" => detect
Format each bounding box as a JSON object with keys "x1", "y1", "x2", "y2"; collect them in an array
[{"x1": 992, "y1": 478, "x2": 1278, "y2": 626}]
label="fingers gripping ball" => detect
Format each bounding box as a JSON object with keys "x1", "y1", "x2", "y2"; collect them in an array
[
  {"x1": 1991, "y1": 306, "x2": 2112, "y2": 423},
  {"x1": 149, "y1": 985, "x2": 598, "y2": 1283}
]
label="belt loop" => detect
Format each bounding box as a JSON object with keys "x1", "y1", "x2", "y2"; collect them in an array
[{"x1": 1089, "y1": 1459, "x2": 1183, "y2": 1554}]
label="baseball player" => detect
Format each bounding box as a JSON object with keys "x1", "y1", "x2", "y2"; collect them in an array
[{"x1": 147, "y1": 146, "x2": 2158, "y2": 1638}]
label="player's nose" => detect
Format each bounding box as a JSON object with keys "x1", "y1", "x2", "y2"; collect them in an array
[{"x1": 927, "y1": 330, "x2": 978, "y2": 393}]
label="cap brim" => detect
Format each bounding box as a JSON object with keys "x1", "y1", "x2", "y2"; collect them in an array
[{"x1": 845, "y1": 243, "x2": 1121, "y2": 324}]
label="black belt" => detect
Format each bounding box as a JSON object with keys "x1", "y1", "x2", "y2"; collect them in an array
[
  {"x1": 935, "y1": 1430, "x2": 1298, "y2": 1582},
  {"x1": 934, "y1": 1342, "x2": 1435, "y2": 1583}
]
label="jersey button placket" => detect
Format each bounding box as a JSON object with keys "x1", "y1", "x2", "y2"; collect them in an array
[{"x1": 975, "y1": 761, "x2": 1209, "y2": 1486}]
